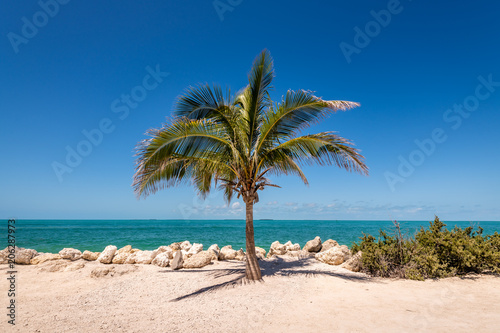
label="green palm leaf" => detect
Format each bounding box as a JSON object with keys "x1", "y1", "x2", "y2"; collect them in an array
[{"x1": 256, "y1": 89, "x2": 359, "y2": 155}]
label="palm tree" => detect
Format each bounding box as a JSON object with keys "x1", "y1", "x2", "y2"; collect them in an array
[{"x1": 133, "y1": 50, "x2": 368, "y2": 280}]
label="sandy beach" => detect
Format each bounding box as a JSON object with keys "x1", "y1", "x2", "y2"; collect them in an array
[{"x1": 2, "y1": 256, "x2": 499, "y2": 333}]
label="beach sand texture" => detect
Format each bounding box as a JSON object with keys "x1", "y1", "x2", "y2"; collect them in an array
[{"x1": 1, "y1": 257, "x2": 499, "y2": 333}]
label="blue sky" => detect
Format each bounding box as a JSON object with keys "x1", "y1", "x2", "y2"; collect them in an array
[{"x1": 1, "y1": 0, "x2": 499, "y2": 221}]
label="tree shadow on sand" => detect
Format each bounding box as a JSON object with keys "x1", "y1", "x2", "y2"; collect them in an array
[{"x1": 165, "y1": 256, "x2": 376, "y2": 302}]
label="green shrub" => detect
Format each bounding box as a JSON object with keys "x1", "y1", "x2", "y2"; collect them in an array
[{"x1": 352, "y1": 217, "x2": 500, "y2": 280}]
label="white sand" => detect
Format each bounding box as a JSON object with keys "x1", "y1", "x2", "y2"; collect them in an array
[{"x1": 1, "y1": 257, "x2": 499, "y2": 332}]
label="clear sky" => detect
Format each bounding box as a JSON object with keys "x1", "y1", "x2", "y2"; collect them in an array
[{"x1": 1, "y1": 0, "x2": 499, "y2": 221}]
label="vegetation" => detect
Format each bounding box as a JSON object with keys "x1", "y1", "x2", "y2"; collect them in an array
[
  {"x1": 352, "y1": 216, "x2": 500, "y2": 280},
  {"x1": 132, "y1": 50, "x2": 368, "y2": 280}
]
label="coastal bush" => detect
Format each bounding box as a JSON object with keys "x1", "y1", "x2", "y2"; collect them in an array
[{"x1": 351, "y1": 217, "x2": 500, "y2": 280}]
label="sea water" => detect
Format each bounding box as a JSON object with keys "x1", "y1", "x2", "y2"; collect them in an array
[{"x1": 9, "y1": 219, "x2": 500, "y2": 253}]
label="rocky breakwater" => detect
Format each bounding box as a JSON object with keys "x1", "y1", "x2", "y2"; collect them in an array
[
  {"x1": 0, "y1": 237, "x2": 362, "y2": 272},
  {"x1": 263, "y1": 236, "x2": 362, "y2": 272}
]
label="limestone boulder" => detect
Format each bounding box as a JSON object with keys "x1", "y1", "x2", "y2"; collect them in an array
[
  {"x1": 31, "y1": 253, "x2": 61, "y2": 265},
  {"x1": 320, "y1": 239, "x2": 339, "y2": 252},
  {"x1": 15, "y1": 247, "x2": 38, "y2": 265},
  {"x1": 151, "y1": 252, "x2": 170, "y2": 267},
  {"x1": 255, "y1": 247, "x2": 266, "y2": 259},
  {"x1": 124, "y1": 252, "x2": 137, "y2": 264},
  {"x1": 315, "y1": 245, "x2": 351, "y2": 265},
  {"x1": 235, "y1": 249, "x2": 246, "y2": 261},
  {"x1": 82, "y1": 250, "x2": 100, "y2": 261},
  {"x1": 153, "y1": 246, "x2": 174, "y2": 260},
  {"x1": 285, "y1": 242, "x2": 301, "y2": 252},
  {"x1": 267, "y1": 241, "x2": 287, "y2": 257},
  {"x1": 180, "y1": 241, "x2": 192, "y2": 252},
  {"x1": 59, "y1": 248, "x2": 82, "y2": 261},
  {"x1": 0, "y1": 247, "x2": 10, "y2": 264},
  {"x1": 303, "y1": 236, "x2": 322, "y2": 253},
  {"x1": 171, "y1": 250, "x2": 183, "y2": 270},
  {"x1": 134, "y1": 251, "x2": 155, "y2": 264},
  {"x1": 187, "y1": 243, "x2": 203, "y2": 257},
  {"x1": 219, "y1": 245, "x2": 237, "y2": 260},
  {"x1": 208, "y1": 244, "x2": 220, "y2": 261},
  {"x1": 112, "y1": 252, "x2": 130, "y2": 264},
  {"x1": 286, "y1": 250, "x2": 311, "y2": 258},
  {"x1": 169, "y1": 242, "x2": 181, "y2": 251},
  {"x1": 116, "y1": 245, "x2": 132, "y2": 255},
  {"x1": 183, "y1": 251, "x2": 212, "y2": 269},
  {"x1": 341, "y1": 251, "x2": 362, "y2": 272},
  {"x1": 97, "y1": 245, "x2": 117, "y2": 264}
]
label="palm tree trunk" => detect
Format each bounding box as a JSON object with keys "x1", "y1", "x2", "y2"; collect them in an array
[{"x1": 245, "y1": 199, "x2": 262, "y2": 280}]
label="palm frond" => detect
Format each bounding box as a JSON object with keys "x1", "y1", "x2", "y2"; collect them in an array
[
  {"x1": 137, "y1": 118, "x2": 235, "y2": 168},
  {"x1": 134, "y1": 154, "x2": 235, "y2": 198},
  {"x1": 174, "y1": 84, "x2": 240, "y2": 134},
  {"x1": 256, "y1": 89, "x2": 359, "y2": 155},
  {"x1": 258, "y1": 155, "x2": 309, "y2": 185},
  {"x1": 260, "y1": 132, "x2": 368, "y2": 175},
  {"x1": 236, "y1": 49, "x2": 274, "y2": 153},
  {"x1": 133, "y1": 158, "x2": 192, "y2": 197}
]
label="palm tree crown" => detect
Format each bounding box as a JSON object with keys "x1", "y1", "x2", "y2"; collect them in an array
[{"x1": 133, "y1": 50, "x2": 368, "y2": 280}]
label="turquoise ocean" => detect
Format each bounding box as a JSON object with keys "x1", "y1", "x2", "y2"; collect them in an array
[{"x1": 10, "y1": 219, "x2": 500, "y2": 253}]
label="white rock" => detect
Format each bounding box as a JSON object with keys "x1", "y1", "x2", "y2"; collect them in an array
[
  {"x1": 303, "y1": 236, "x2": 322, "y2": 253},
  {"x1": 151, "y1": 252, "x2": 170, "y2": 267},
  {"x1": 267, "y1": 241, "x2": 287, "y2": 257},
  {"x1": 320, "y1": 239, "x2": 339, "y2": 252},
  {"x1": 183, "y1": 251, "x2": 212, "y2": 268},
  {"x1": 315, "y1": 245, "x2": 351, "y2": 265},
  {"x1": 112, "y1": 252, "x2": 130, "y2": 264},
  {"x1": 15, "y1": 247, "x2": 38, "y2": 265},
  {"x1": 208, "y1": 244, "x2": 220, "y2": 261},
  {"x1": 97, "y1": 245, "x2": 117, "y2": 264},
  {"x1": 286, "y1": 250, "x2": 311, "y2": 258},
  {"x1": 58, "y1": 248, "x2": 82, "y2": 261},
  {"x1": 0, "y1": 247, "x2": 9, "y2": 264},
  {"x1": 220, "y1": 245, "x2": 237, "y2": 260},
  {"x1": 286, "y1": 242, "x2": 301, "y2": 252},
  {"x1": 124, "y1": 252, "x2": 137, "y2": 264},
  {"x1": 255, "y1": 247, "x2": 266, "y2": 259},
  {"x1": 153, "y1": 246, "x2": 174, "y2": 260},
  {"x1": 235, "y1": 248, "x2": 246, "y2": 261},
  {"x1": 187, "y1": 243, "x2": 203, "y2": 257},
  {"x1": 180, "y1": 241, "x2": 192, "y2": 251},
  {"x1": 116, "y1": 245, "x2": 132, "y2": 254},
  {"x1": 169, "y1": 242, "x2": 181, "y2": 251},
  {"x1": 134, "y1": 250, "x2": 155, "y2": 264},
  {"x1": 171, "y1": 250, "x2": 183, "y2": 270},
  {"x1": 341, "y1": 251, "x2": 362, "y2": 272},
  {"x1": 82, "y1": 250, "x2": 100, "y2": 261}
]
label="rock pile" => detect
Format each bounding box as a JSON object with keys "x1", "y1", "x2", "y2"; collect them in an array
[{"x1": 0, "y1": 236, "x2": 363, "y2": 272}]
